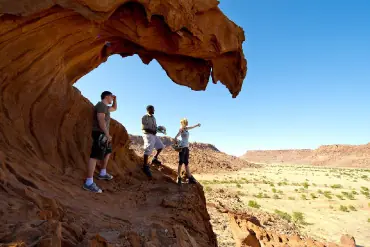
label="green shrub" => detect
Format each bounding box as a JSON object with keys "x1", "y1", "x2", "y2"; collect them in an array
[
  {"x1": 254, "y1": 192, "x2": 269, "y2": 198},
  {"x1": 361, "y1": 190, "x2": 370, "y2": 198},
  {"x1": 278, "y1": 182, "x2": 283, "y2": 186},
  {"x1": 368, "y1": 218, "x2": 370, "y2": 223},
  {"x1": 331, "y1": 184, "x2": 343, "y2": 189},
  {"x1": 272, "y1": 188, "x2": 277, "y2": 193},
  {"x1": 237, "y1": 191, "x2": 247, "y2": 196},
  {"x1": 302, "y1": 182, "x2": 309, "y2": 189},
  {"x1": 294, "y1": 189, "x2": 299, "y2": 192},
  {"x1": 310, "y1": 193, "x2": 318, "y2": 199},
  {"x1": 236, "y1": 183, "x2": 242, "y2": 188},
  {"x1": 292, "y1": 212, "x2": 305, "y2": 224},
  {"x1": 312, "y1": 183, "x2": 317, "y2": 187},
  {"x1": 273, "y1": 194, "x2": 280, "y2": 199},
  {"x1": 361, "y1": 175, "x2": 368, "y2": 180},
  {"x1": 348, "y1": 205, "x2": 356, "y2": 211},
  {"x1": 323, "y1": 191, "x2": 332, "y2": 199},
  {"x1": 301, "y1": 194, "x2": 307, "y2": 200},
  {"x1": 341, "y1": 191, "x2": 355, "y2": 200},
  {"x1": 336, "y1": 194, "x2": 344, "y2": 200},
  {"x1": 339, "y1": 205, "x2": 349, "y2": 212},
  {"x1": 288, "y1": 196, "x2": 295, "y2": 200},
  {"x1": 352, "y1": 190, "x2": 358, "y2": 195},
  {"x1": 317, "y1": 189, "x2": 323, "y2": 194},
  {"x1": 254, "y1": 192, "x2": 263, "y2": 198},
  {"x1": 275, "y1": 210, "x2": 292, "y2": 222},
  {"x1": 205, "y1": 186, "x2": 212, "y2": 192},
  {"x1": 361, "y1": 186, "x2": 369, "y2": 192},
  {"x1": 248, "y1": 200, "x2": 261, "y2": 209},
  {"x1": 278, "y1": 190, "x2": 284, "y2": 195}
]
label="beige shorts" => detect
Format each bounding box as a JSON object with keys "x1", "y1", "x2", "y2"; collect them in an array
[{"x1": 143, "y1": 134, "x2": 165, "y2": 155}]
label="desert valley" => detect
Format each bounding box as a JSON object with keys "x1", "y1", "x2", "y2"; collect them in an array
[{"x1": 130, "y1": 136, "x2": 370, "y2": 247}]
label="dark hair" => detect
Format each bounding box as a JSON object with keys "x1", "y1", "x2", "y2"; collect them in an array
[
  {"x1": 101, "y1": 91, "x2": 112, "y2": 100},
  {"x1": 146, "y1": 105, "x2": 154, "y2": 110}
]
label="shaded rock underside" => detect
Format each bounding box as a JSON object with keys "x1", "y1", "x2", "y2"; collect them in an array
[{"x1": 0, "y1": 0, "x2": 246, "y2": 246}]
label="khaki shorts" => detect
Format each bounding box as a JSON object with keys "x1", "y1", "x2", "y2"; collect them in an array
[{"x1": 143, "y1": 134, "x2": 164, "y2": 155}]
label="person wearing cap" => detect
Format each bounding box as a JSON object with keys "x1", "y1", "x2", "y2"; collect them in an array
[
  {"x1": 83, "y1": 91, "x2": 117, "y2": 193},
  {"x1": 141, "y1": 105, "x2": 165, "y2": 177}
]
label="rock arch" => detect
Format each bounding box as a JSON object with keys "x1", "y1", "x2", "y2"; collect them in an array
[{"x1": 0, "y1": 1, "x2": 246, "y2": 246}]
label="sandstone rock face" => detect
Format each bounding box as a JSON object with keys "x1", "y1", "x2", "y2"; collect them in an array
[
  {"x1": 242, "y1": 143, "x2": 370, "y2": 168},
  {"x1": 0, "y1": 0, "x2": 246, "y2": 246}
]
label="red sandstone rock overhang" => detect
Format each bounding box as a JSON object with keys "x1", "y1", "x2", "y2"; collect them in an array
[{"x1": 0, "y1": 0, "x2": 247, "y2": 97}]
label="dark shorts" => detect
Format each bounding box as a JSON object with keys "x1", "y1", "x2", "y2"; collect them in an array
[
  {"x1": 179, "y1": 147, "x2": 189, "y2": 166},
  {"x1": 90, "y1": 131, "x2": 112, "y2": 161}
]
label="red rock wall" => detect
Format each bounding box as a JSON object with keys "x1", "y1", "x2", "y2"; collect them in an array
[{"x1": 0, "y1": 1, "x2": 246, "y2": 246}]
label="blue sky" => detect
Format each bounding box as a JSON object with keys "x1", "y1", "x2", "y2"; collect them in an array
[{"x1": 75, "y1": 0, "x2": 370, "y2": 156}]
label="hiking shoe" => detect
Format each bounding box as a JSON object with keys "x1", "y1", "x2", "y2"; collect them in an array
[
  {"x1": 97, "y1": 173, "x2": 113, "y2": 180},
  {"x1": 177, "y1": 177, "x2": 182, "y2": 186},
  {"x1": 189, "y1": 176, "x2": 197, "y2": 184},
  {"x1": 151, "y1": 158, "x2": 162, "y2": 166},
  {"x1": 83, "y1": 182, "x2": 102, "y2": 193},
  {"x1": 143, "y1": 165, "x2": 152, "y2": 178}
]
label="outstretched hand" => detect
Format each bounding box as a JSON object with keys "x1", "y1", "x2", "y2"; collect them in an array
[{"x1": 197, "y1": 123, "x2": 201, "y2": 127}]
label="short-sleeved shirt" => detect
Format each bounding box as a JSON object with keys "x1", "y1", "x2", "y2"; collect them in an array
[
  {"x1": 180, "y1": 129, "x2": 189, "y2": 147},
  {"x1": 141, "y1": 114, "x2": 157, "y2": 134},
  {"x1": 92, "y1": 101, "x2": 110, "y2": 132}
]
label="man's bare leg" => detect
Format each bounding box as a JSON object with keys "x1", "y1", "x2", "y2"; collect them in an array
[
  {"x1": 84, "y1": 158, "x2": 97, "y2": 187},
  {"x1": 98, "y1": 153, "x2": 113, "y2": 179},
  {"x1": 87, "y1": 158, "x2": 97, "y2": 179}
]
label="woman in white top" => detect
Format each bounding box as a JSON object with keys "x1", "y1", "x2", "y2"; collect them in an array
[{"x1": 174, "y1": 118, "x2": 201, "y2": 185}]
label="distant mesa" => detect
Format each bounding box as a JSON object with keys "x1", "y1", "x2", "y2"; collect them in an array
[{"x1": 241, "y1": 143, "x2": 370, "y2": 168}]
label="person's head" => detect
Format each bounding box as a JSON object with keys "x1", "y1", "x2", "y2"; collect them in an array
[
  {"x1": 101, "y1": 91, "x2": 114, "y2": 104},
  {"x1": 180, "y1": 118, "x2": 188, "y2": 128},
  {"x1": 146, "y1": 105, "x2": 155, "y2": 115}
]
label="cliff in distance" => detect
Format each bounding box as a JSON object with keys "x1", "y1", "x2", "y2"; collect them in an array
[{"x1": 242, "y1": 143, "x2": 370, "y2": 168}]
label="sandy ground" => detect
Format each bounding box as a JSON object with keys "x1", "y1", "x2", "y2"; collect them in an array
[{"x1": 196, "y1": 164, "x2": 370, "y2": 247}]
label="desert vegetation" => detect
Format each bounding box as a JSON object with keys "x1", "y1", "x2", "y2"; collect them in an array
[{"x1": 198, "y1": 164, "x2": 370, "y2": 246}]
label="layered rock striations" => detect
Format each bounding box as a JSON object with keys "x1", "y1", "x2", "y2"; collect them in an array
[{"x1": 0, "y1": 0, "x2": 246, "y2": 246}]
